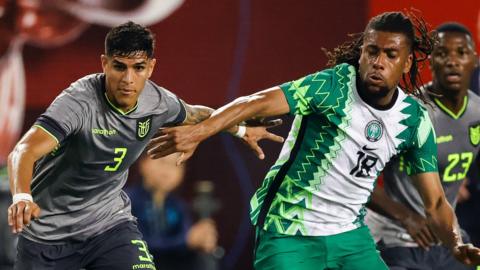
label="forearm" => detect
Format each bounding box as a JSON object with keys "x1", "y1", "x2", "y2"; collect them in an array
[
  {"x1": 182, "y1": 104, "x2": 238, "y2": 133},
  {"x1": 368, "y1": 185, "x2": 413, "y2": 221},
  {"x1": 8, "y1": 146, "x2": 36, "y2": 195},
  {"x1": 425, "y1": 198, "x2": 461, "y2": 249},
  {"x1": 196, "y1": 88, "x2": 287, "y2": 140}
]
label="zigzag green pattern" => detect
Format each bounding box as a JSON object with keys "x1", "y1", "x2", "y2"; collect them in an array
[{"x1": 262, "y1": 64, "x2": 356, "y2": 235}]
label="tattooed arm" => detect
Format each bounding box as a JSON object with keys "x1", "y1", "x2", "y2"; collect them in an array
[
  {"x1": 149, "y1": 101, "x2": 284, "y2": 160},
  {"x1": 181, "y1": 103, "x2": 238, "y2": 133},
  {"x1": 182, "y1": 104, "x2": 214, "y2": 125}
]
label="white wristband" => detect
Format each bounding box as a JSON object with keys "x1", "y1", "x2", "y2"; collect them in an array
[
  {"x1": 234, "y1": 125, "x2": 246, "y2": 138},
  {"x1": 13, "y1": 193, "x2": 33, "y2": 204}
]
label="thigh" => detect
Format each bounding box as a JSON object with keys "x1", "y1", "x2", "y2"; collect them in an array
[
  {"x1": 328, "y1": 227, "x2": 388, "y2": 270},
  {"x1": 254, "y1": 228, "x2": 327, "y2": 270},
  {"x1": 15, "y1": 236, "x2": 81, "y2": 270},
  {"x1": 83, "y1": 222, "x2": 156, "y2": 270},
  {"x1": 430, "y1": 246, "x2": 474, "y2": 270},
  {"x1": 379, "y1": 245, "x2": 429, "y2": 270}
]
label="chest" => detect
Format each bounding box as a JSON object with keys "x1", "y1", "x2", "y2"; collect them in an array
[
  {"x1": 67, "y1": 111, "x2": 165, "y2": 172},
  {"x1": 431, "y1": 110, "x2": 480, "y2": 183}
]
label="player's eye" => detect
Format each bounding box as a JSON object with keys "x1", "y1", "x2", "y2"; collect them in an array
[{"x1": 113, "y1": 64, "x2": 126, "y2": 71}]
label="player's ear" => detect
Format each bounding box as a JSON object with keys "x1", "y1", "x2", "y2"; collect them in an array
[
  {"x1": 147, "y1": 58, "x2": 156, "y2": 78},
  {"x1": 101, "y1": 55, "x2": 108, "y2": 72},
  {"x1": 403, "y1": 53, "x2": 413, "y2": 74}
]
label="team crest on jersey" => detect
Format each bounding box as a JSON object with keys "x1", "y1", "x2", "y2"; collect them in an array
[
  {"x1": 365, "y1": 120, "x2": 383, "y2": 142},
  {"x1": 136, "y1": 116, "x2": 152, "y2": 141},
  {"x1": 469, "y1": 122, "x2": 480, "y2": 146}
]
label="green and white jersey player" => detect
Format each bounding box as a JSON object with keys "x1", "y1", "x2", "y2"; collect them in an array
[{"x1": 147, "y1": 12, "x2": 480, "y2": 270}]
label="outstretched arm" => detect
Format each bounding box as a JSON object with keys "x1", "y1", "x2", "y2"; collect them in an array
[
  {"x1": 411, "y1": 172, "x2": 480, "y2": 265},
  {"x1": 148, "y1": 87, "x2": 289, "y2": 162},
  {"x1": 8, "y1": 127, "x2": 57, "y2": 233}
]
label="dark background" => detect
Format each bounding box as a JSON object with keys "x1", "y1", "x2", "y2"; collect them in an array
[{"x1": 11, "y1": 0, "x2": 480, "y2": 269}]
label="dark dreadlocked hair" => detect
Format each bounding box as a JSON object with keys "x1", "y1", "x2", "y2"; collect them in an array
[{"x1": 324, "y1": 11, "x2": 436, "y2": 104}]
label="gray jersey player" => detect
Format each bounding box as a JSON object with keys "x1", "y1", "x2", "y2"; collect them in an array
[
  {"x1": 6, "y1": 22, "x2": 282, "y2": 270},
  {"x1": 367, "y1": 22, "x2": 480, "y2": 270}
]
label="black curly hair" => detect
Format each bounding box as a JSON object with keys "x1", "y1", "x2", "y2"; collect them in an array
[{"x1": 324, "y1": 11, "x2": 436, "y2": 103}]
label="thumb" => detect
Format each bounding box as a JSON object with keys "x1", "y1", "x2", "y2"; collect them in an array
[{"x1": 32, "y1": 206, "x2": 41, "y2": 220}]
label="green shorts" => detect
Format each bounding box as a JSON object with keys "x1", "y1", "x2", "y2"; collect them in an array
[{"x1": 254, "y1": 226, "x2": 388, "y2": 270}]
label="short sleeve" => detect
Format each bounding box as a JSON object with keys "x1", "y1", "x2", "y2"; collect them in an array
[
  {"x1": 403, "y1": 106, "x2": 438, "y2": 175},
  {"x1": 279, "y1": 64, "x2": 354, "y2": 116},
  {"x1": 160, "y1": 87, "x2": 186, "y2": 126},
  {"x1": 34, "y1": 91, "x2": 86, "y2": 143}
]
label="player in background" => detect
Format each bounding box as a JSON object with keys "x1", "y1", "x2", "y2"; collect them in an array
[{"x1": 366, "y1": 22, "x2": 479, "y2": 270}]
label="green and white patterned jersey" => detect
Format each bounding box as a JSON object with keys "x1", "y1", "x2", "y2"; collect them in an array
[{"x1": 250, "y1": 63, "x2": 438, "y2": 236}]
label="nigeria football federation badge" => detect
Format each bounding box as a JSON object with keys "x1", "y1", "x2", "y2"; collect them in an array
[
  {"x1": 469, "y1": 122, "x2": 480, "y2": 146},
  {"x1": 365, "y1": 120, "x2": 383, "y2": 142},
  {"x1": 137, "y1": 116, "x2": 152, "y2": 141}
]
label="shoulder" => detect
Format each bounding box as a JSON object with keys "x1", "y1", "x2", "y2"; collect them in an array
[
  {"x1": 399, "y1": 92, "x2": 430, "y2": 123},
  {"x1": 139, "y1": 80, "x2": 181, "y2": 113},
  {"x1": 281, "y1": 63, "x2": 355, "y2": 93},
  {"x1": 48, "y1": 74, "x2": 103, "y2": 112},
  {"x1": 468, "y1": 90, "x2": 480, "y2": 107},
  {"x1": 62, "y1": 74, "x2": 103, "y2": 104}
]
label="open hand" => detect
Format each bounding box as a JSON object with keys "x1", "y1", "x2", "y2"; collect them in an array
[
  {"x1": 146, "y1": 125, "x2": 202, "y2": 165},
  {"x1": 241, "y1": 122, "x2": 284, "y2": 160},
  {"x1": 401, "y1": 212, "x2": 437, "y2": 249}
]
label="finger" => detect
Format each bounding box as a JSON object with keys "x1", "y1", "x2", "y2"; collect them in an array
[
  {"x1": 427, "y1": 226, "x2": 439, "y2": 243},
  {"x1": 416, "y1": 232, "x2": 431, "y2": 250},
  {"x1": 245, "y1": 118, "x2": 282, "y2": 128},
  {"x1": 7, "y1": 205, "x2": 13, "y2": 226},
  {"x1": 15, "y1": 203, "x2": 25, "y2": 233},
  {"x1": 146, "y1": 140, "x2": 175, "y2": 154},
  {"x1": 249, "y1": 142, "x2": 265, "y2": 160},
  {"x1": 23, "y1": 203, "x2": 32, "y2": 225},
  {"x1": 421, "y1": 226, "x2": 435, "y2": 244},
  {"x1": 264, "y1": 119, "x2": 283, "y2": 128},
  {"x1": 265, "y1": 132, "x2": 284, "y2": 143},
  {"x1": 148, "y1": 146, "x2": 178, "y2": 159},
  {"x1": 153, "y1": 127, "x2": 172, "y2": 137},
  {"x1": 11, "y1": 204, "x2": 19, "y2": 233},
  {"x1": 146, "y1": 134, "x2": 173, "y2": 148},
  {"x1": 177, "y1": 151, "x2": 193, "y2": 166},
  {"x1": 412, "y1": 235, "x2": 428, "y2": 250},
  {"x1": 32, "y1": 205, "x2": 41, "y2": 220}
]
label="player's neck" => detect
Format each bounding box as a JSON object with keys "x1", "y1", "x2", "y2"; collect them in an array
[{"x1": 429, "y1": 83, "x2": 467, "y2": 115}]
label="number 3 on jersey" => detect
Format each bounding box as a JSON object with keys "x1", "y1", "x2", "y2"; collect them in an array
[
  {"x1": 104, "y1": 147, "x2": 127, "y2": 172},
  {"x1": 443, "y1": 152, "x2": 473, "y2": 182}
]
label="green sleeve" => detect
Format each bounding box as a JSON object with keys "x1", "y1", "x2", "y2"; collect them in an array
[
  {"x1": 279, "y1": 63, "x2": 355, "y2": 116},
  {"x1": 404, "y1": 106, "x2": 438, "y2": 175}
]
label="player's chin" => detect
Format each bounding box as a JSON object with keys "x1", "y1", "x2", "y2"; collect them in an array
[{"x1": 365, "y1": 84, "x2": 389, "y2": 97}]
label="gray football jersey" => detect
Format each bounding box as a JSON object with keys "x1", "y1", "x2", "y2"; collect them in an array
[
  {"x1": 22, "y1": 74, "x2": 186, "y2": 243},
  {"x1": 366, "y1": 89, "x2": 480, "y2": 247}
]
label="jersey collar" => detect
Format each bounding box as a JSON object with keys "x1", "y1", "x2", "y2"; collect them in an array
[{"x1": 433, "y1": 95, "x2": 468, "y2": 120}]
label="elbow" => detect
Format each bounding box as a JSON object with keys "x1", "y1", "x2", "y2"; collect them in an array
[
  {"x1": 424, "y1": 196, "x2": 447, "y2": 216},
  {"x1": 233, "y1": 94, "x2": 270, "y2": 117}
]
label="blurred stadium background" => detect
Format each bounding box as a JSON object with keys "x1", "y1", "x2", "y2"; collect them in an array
[{"x1": 0, "y1": 0, "x2": 479, "y2": 269}]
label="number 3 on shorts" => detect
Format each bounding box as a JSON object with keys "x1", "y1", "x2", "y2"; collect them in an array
[
  {"x1": 104, "y1": 147, "x2": 127, "y2": 172},
  {"x1": 131, "y1": 240, "x2": 154, "y2": 262}
]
